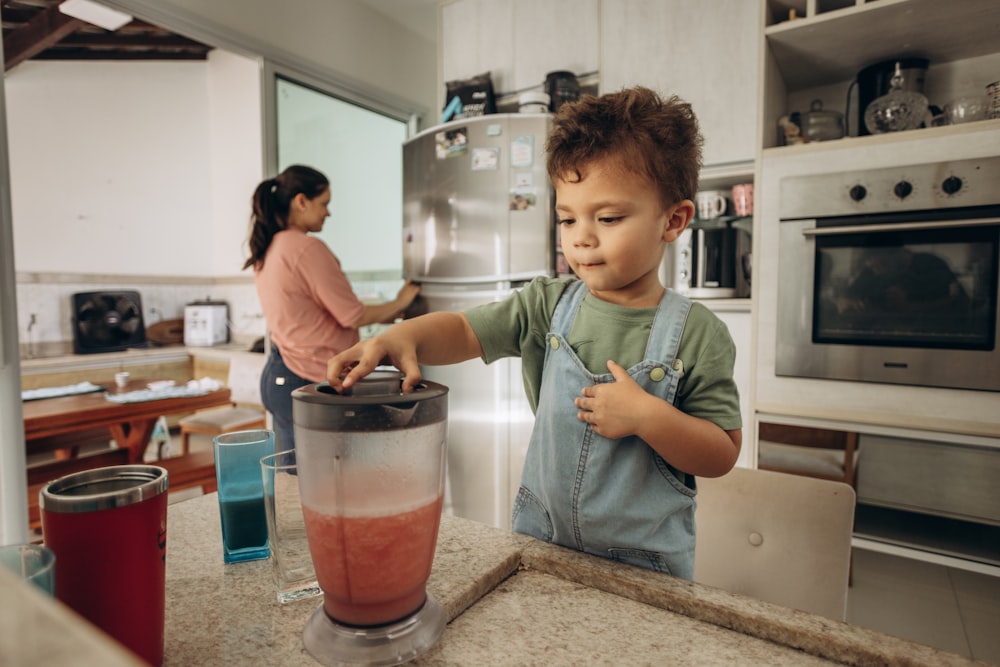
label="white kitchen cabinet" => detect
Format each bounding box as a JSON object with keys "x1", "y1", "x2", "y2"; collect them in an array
[
  {"x1": 511, "y1": 0, "x2": 599, "y2": 91},
  {"x1": 440, "y1": 0, "x2": 599, "y2": 106},
  {"x1": 600, "y1": 0, "x2": 762, "y2": 167},
  {"x1": 441, "y1": 0, "x2": 514, "y2": 96}
]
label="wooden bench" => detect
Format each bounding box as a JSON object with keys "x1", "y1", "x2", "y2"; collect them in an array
[
  {"x1": 27, "y1": 450, "x2": 219, "y2": 534},
  {"x1": 159, "y1": 450, "x2": 218, "y2": 496},
  {"x1": 26, "y1": 427, "x2": 113, "y2": 461}
]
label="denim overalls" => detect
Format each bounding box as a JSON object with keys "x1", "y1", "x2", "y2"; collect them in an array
[{"x1": 511, "y1": 280, "x2": 697, "y2": 578}]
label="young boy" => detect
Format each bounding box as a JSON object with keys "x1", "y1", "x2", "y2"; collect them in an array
[{"x1": 326, "y1": 86, "x2": 742, "y2": 579}]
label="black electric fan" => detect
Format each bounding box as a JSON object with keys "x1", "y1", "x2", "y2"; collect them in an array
[{"x1": 72, "y1": 291, "x2": 148, "y2": 354}]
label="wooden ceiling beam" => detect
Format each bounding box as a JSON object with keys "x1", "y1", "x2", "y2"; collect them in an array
[
  {"x1": 56, "y1": 33, "x2": 207, "y2": 50},
  {"x1": 3, "y1": 4, "x2": 84, "y2": 71},
  {"x1": 31, "y1": 49, "x2": 209, "y2": 61}
]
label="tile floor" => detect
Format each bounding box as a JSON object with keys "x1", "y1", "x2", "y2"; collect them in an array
[
  {"x1": 161, "y1": 433, "x2": 1000, "y2": 663},
  {"x1": 847, "y1": 548, "x2": 1000, "y2": 663}
]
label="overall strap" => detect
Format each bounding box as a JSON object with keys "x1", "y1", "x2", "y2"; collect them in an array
[
  {"x1": 643, "y1": 288, "x2": 692, "y2": 363},
  {"x1": 550, "y1": 279, "x2": 588, "y2": 336}
]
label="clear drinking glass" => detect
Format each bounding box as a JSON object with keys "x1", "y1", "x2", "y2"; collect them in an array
[
  {"x1": 0, "y1": 544, "x2": 55, "y2": 596},
  {"x1": 261, "y1": 449, "x2": 321, "y2": 604},
  {"x1": 213, "y1": 429, "x2": 275, "y2": 563}
]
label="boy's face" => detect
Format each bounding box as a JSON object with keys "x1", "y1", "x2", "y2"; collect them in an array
[{"x1": 554, "y1": 159, "x2": 693, "y2": 307}]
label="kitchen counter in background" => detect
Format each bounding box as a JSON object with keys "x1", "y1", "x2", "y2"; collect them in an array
[
  {"x1": 17, "y1": 344, "x2": 260, "y2": 391},
  {"x1": 4, "y1": 493, "x2": 978, "y2": 666},
  {"x1": 18, "y1": 343, "x2": 255, "y2": 372}
]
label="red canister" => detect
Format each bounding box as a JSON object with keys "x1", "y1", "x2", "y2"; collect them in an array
[{"x1": 40, "y1": 465, "x2": 168, "y2": 666}]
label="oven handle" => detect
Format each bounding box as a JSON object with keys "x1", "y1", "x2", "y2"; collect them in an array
[{"x1": 801, "y1": 217, "x2": 1000, "y2": 236}]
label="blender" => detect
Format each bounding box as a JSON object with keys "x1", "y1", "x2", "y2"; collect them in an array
[{"x1": 292, "y1": 372, "x2": 448, "y2": 666}]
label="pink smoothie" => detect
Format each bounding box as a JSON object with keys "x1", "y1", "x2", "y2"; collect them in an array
[{"x1": 303, "y1": 494, "x2": 443, "y2": 626}]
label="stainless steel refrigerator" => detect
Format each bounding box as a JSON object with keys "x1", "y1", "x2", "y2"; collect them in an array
[{"x1": 403, "y1": 113, "x2": 555, "y2": 529}]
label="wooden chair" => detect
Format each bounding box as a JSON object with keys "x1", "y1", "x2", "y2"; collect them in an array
[
  {"x1": 757, "y1": 422, "x2": 859, "y2": 487},
  {"x1": 694, "y1": 467, "x2": 856, "y2": 620},
  {"x1": 178, "y1": 354, "x2": 266, "y2": 454}
]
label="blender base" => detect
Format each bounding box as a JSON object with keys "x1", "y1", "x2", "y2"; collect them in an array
[{"x1": 303, "y1": 594, "x2": 446, "y2": 666}]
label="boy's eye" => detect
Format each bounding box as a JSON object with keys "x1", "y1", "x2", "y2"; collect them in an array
[
  {"x1": 599, "y1": 216, "x2": 624, "y2": 224},
  {"x1": 558, "y1": 218, "x2": 575, "y2": 226}
]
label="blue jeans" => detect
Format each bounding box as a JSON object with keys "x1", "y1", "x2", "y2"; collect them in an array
[{"x1": 259, "y1": 344, "x2": 313, "y2": 452}]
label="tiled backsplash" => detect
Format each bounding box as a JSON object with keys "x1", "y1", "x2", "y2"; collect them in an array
[{"x1": 16, "y1": 271, "x2": 404, "y2": 359}]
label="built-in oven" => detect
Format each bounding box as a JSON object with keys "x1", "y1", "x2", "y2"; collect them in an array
[{"x1": 775, "y1": 156, "x2": 1000, "y2": 392}]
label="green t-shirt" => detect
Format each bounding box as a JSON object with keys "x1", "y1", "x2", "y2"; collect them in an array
[{"x1": 465, "y1": 277, "x2": 742, "y2": 431}]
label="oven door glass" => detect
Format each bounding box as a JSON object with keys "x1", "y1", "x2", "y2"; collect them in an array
[{"x1": 813, "y1": 224, "x2": 998, "y2": 350}]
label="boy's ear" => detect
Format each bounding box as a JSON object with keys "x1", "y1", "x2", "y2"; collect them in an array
[{"x1": 662, "y1": 200, "x2": 695, "y2": 243}]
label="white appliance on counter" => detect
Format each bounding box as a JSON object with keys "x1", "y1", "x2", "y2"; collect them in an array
[
  {"x1": 183, "y1": 301, "x2": 228, "y2": 347},
  {"x1": 403, "y1": 113, "x2": 555, "y2": 529}
]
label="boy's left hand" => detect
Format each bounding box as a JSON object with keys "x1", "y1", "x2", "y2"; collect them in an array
[{"x1": 574, "y1": 360, "x2": 650, "y2": 439}]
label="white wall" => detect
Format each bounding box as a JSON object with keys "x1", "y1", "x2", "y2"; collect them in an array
[
  {"x1": 8, "y1": 52, "x2": 263, "y2": 279},
  {"x1": 207, "y1": 50, "x2": 264, "y2": 277},
  {"x1": 6, "y1": 60, "x2": 216, "y2": 275}
]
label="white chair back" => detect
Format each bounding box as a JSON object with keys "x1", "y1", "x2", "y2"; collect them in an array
[
  {"x1": 694, "y1": 466, "x2": 855, "y2": 620},
  {"x1": 227, "y1": 353, "x2": 265, "y2": 406}
]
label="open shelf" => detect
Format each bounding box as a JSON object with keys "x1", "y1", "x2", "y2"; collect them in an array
[
  {"x1": 854, "y1": 502, "x2": 1000, "y2": 568},
  {"x1": 764, "y1": 0, "x2": 1000, "y2": 90},
  {"x1": 761, "y1": 116, "x2": 1000, "y2": 158}
]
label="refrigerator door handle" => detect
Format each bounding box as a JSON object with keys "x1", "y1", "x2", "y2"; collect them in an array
[{"x1": 405, "y1": 272, "x2": 549, "y2": 285}]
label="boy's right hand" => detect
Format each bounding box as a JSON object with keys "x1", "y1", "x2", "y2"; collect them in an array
[{"x1": 326, "y1": 335, "x2": 423, "y2": 393}]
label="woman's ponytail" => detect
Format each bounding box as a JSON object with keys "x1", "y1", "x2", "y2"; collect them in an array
[{"x1": 243, "y1": 166, "x2": 328, "y2": 271}]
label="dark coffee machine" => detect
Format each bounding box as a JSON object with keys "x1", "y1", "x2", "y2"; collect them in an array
[
  {"x1": 853, "y1": 58, "x2": 928, "y2": 136},
  {"x1": 545, "y1": 70, "x2": 580, "y2": 112},
  {"x1": 661, "y1": 219, "x2": 752, "y2": 299}
]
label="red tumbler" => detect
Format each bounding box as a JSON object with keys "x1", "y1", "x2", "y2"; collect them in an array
[{"x1": 40, "y1": 465, "x2": 168, "y2": 666}]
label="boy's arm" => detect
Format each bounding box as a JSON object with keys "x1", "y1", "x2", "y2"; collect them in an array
[
  {"x1": 327, "y1": 311, "x2": 483, "y2": 393},
  {"x1": 575, "y1": 360, "x2": 741, "y2": 477}
]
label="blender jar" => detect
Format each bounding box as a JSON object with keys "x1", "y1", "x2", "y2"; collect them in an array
[{"x1": 293, "y1": 372, "x2": 448, "y2": 665}]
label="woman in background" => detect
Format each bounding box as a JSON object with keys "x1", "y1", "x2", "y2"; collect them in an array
[{"x1": 245, "y1": 164, "x2": 420, "y2": 450}]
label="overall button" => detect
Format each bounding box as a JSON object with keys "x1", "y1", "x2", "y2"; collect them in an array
[
  {"x1": 649, "y1": 367, "x2": 666, "y2": 382},
  {"x1": 549, "y1": 337, "x2": 560, "y2": 350}
]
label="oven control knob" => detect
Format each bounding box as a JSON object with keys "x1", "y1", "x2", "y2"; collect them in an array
[
  {"x1": 894, "y1": 181, "x2": 913, "y2": 199},
  {"x1": 942, "y1": 176, "x2": 963, "y2": 195},
  {"x1": 849, "y1": 185, "x2": 867, "y2": 201}
]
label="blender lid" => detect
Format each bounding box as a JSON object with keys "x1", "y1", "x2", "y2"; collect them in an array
[
  {"x1": 296, "y1": 371, "x2": 447, "y2": 403},
  {"x1": 292, "y1": 371, "x2": 448, "y2": 431}
]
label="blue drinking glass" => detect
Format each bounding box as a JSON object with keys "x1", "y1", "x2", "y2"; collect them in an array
[{"x1": 213, "y1": 429, "x2": 275, "y2": 563}]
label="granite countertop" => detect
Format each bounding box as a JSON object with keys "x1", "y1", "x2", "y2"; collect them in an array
[
  {"x1": 0, "y1": 567, "x2": 144, "y2": 666},
  {"x1": 2, "y1": 493, "x2": 981, "y2": 666},
  {"x1": 162, "y1": 494, "x2": 973, "y2": 666}
]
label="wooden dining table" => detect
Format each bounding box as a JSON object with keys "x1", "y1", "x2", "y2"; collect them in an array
[{"x1": 22, "y1": 379, "x2": 232, "y2": 465}]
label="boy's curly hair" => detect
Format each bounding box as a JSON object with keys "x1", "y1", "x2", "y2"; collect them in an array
[{"x1": 546, "y1": 86, "x2": 703, "y2": 208}]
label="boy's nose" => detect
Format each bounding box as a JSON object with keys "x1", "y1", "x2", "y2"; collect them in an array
[{"x1": 567, "y1": 222, "x2": 596, "y2": 246}]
